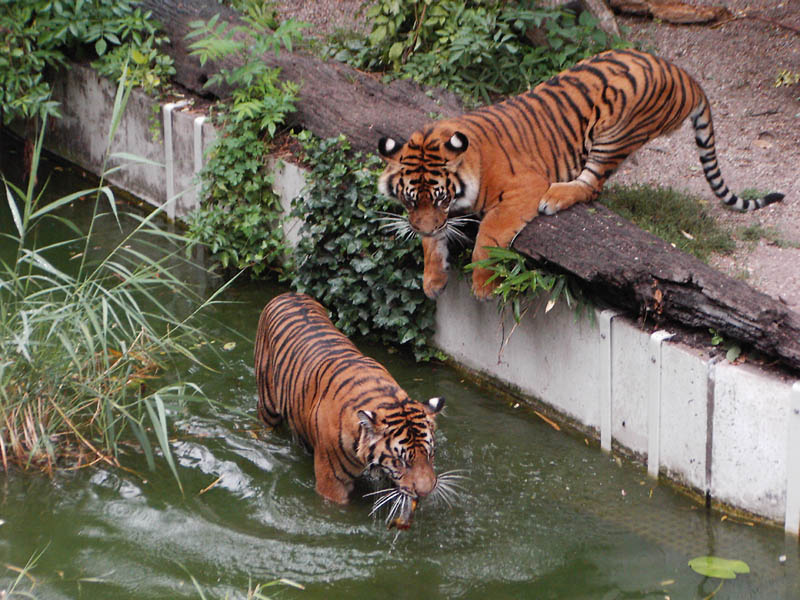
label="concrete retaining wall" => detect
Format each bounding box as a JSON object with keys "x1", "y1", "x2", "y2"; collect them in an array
[{"x1": 35, "y1": 64, "x2": 800, "y2": 533}]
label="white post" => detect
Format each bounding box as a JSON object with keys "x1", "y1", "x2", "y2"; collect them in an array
[
  {"x1": 785, "y1": 382, "x2": 800, "y2": 536},
  {"x1": 598, "y1": 309, "x2": 618, "y2": 453},
  {"x1": 647, "y1": 330, "x2": 674, "y2": 479},
  {"x1": 162, "y1": 101, "x2": 189, "y2": 220}
]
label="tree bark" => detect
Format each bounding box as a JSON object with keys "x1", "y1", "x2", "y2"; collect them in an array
[
  {"x1": 513, "y1": 203, "x2": 800, "y2": 372},
  {"x1": 140, "y1": 0, "x2": 463, "y2": 154}
]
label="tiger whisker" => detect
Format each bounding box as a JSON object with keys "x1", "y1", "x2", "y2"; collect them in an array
[
  {"x1": 448, "y1": 214, "x2": 481, "y2": 226},
  {"x1": 369, "y1": 489, "x2": 402, "y2": 517},
  {"x1": 386, "y1": 494, "x2": 405, "y2": 523},
  {"x1": 430, "y1": 469, "x2": 469, "y2": 508},
  {"x1": 363, "y1": 486, "x2": 396, "y2": 498}
]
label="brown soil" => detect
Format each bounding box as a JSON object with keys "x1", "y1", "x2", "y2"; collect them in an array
[{"x1": 277, "y1": 0, "x2": 800, "y2": 309}]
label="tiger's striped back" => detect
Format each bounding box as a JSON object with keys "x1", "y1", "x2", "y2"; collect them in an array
[{"x1": 254, "y1": 292, "x2": 444, "y2": 506}]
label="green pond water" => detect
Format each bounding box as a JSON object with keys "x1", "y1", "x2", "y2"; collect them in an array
[{"x1": 1, "y1": 146, "x2": 799, "y2": 599}]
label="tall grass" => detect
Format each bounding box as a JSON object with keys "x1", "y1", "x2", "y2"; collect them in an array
[{"x1": 0, "y1": 69, "x2": 222, "y2": 487}]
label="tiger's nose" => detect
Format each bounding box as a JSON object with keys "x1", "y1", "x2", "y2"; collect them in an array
[
  {"x1": 409, "y1": 212, "x2": 446, "y2": 235},
  {"x1": 412, "y1": 470, "x2": 437, "y2": 498}
]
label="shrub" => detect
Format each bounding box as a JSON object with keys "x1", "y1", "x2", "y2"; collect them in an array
[
  {"x1": 0, "y1": 0, "x2": 173, "y2": 126},
  {"x1": 290, "y1": 132, "x2": 437, "y2": 360},
  {"x1": 328, "y1": 0, "x2": 627, "y2": 104}
]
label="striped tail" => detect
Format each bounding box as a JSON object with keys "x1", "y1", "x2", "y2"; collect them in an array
[{"x1": 690, "y1": 99, "x2": 783, "y2": 211}]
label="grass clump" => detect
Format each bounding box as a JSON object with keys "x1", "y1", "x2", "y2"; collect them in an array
[
  {"x1": 599, "y1": 184, "x2": 736, "y2": 262},
  {"x1": 0, "y1": 81, "x2": 220, "y2": 485}
]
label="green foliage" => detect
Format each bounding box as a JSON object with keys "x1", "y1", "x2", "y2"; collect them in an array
[
  {"x1": 188, "y1": 119, "x2": 286, "y2": 277},
  {"x1": 187, "y1": 8, "x2": 307, "y2": 276},
  {"x1": 186, "y1": 8, "x2": 305, "y2": 136},
  {"x1": 0, "y1": 0, "x2": 173, "y2": 125},
  {"x1": 328, "y1": 0, "x2": 627, "y2": 104},
  {"x1": 1, "y1": 94, "x2": 221, "y2": 485},
  {"x1": 466, "y1": 246, "x2": 591, "y2": 323},
  {"x1": 91, "y1": 22, "x2": 176, "y2": 96},
  {"x1": 290, "y1": 132, "x2": 436, "y2": 360},
  {"x1": 599, "y1": 184, "x2": 735, "y2": 262},
  {"x1": 709, "y1": 329, "x2": 742, "y2": 363},
  {"x1": 735, "y1": 223, "x2": 798, "y2": 249}
]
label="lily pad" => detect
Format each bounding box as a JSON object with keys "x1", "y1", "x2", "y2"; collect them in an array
[{"x1": 689, "y1": 556, "x2": 750, "y2": 579}]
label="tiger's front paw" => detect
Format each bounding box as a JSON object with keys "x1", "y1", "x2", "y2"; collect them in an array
[
  {"x1": 471, "y1": 266, "x2": 497, "y2": 301},
  {"x1": 538, "y1": 181, "x2": 595, "y2": 215},
  {"x1": 423, "y1": 269, "x2": 449, "y2": 299}
]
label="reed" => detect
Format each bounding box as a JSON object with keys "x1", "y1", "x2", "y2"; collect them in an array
[{"x1": 0, "y1": 69, "x2": 222, "y2": 486}]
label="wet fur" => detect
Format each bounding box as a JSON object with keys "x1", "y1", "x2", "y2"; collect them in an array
[{"x1": 254, "y1": 292, "x2": 444, "y2": 505}]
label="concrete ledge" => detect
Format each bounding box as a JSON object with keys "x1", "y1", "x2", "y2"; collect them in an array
[
  {"x1": 44, "y1": 63, "x2": 215, "y2": 218},
  {"x1": 435, "y1": 278, "x2": 799, "y2": 528},
  {"x1": 35, "y1": 64, "x2": 800, "y2": 532}
]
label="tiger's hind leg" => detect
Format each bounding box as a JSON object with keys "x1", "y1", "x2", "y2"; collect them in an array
[{"x1": 254, "y1": 306, "x2": 283, "y2": 429}]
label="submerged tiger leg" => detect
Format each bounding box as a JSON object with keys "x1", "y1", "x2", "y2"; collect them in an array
[
  {"x1": 313, "y1": 450, "x2": 353, "y2": 504},
  {"x1": 471, "y1": 178, "x2": 549, "y2": 300},
  {"x1": 421, "y1": 234, "x2": 450, "y2": 299},
  {"x1": 254, "y1": 307, "x2": 282, "y2": 429}
]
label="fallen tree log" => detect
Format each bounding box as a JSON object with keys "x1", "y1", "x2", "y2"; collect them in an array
[
  {"x1": 139, "y1": 0, "x2": 463, "y2": 154},
  {"x1": 513, "y1": 203, "x2": 800, "y2": 372}
]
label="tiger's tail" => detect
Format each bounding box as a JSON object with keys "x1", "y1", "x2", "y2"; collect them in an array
[{"x1": 690, "y1": 98, "x2": 783, "y2": 211}]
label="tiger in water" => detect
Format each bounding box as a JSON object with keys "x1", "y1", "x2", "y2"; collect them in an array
[
  {"x1": 377, "y1": 49, "x2": 783, "y2": 299},
  {"x1": 254, "y1": 292, "x2": 461, "y2": 528}
]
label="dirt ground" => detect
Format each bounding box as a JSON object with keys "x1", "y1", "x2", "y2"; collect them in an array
[{"x1": 277, "y1": 0, "x2": 800, "y2": 310}]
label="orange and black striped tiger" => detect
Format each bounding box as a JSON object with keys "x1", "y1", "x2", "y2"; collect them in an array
[
  {"x1": 255, "y1": 292, "x2": 453, "y2": 527},
  {"x1": 377, "y1": 48, "x2": 783, "y2": 300}
]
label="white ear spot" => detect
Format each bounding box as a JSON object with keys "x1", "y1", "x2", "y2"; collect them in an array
[
  {"x1": 449, "y1": 134, "x2": 463, "y2": 149},
  {"x1": 427, "y1": 397, "x2": 445, "y2": 413},
  {"x1": 358, "y1": 410, "x2": 377, "y2": 431},
  {"x1": 384, "y1": 138, "x2": 396, "y2": 152}
]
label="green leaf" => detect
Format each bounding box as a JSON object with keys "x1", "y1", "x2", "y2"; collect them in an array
[
  {"x1": 5, "y1": 185, "x2": 24, "y2": 237},
  {"x1": 726, "y1": 345, "x2": 742, "y2": 362},
  {"x1": 131, "y1": 48, "x2": 148, "y2": 65},
  {"x1": 95, "y1": 38, "x2": 107, "y2": 56},
  {"x1": 688, "y1": 556, "x2": 750, "y2": 579}
]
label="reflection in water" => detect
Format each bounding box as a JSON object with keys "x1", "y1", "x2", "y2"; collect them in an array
[{"x1": 0, "y1": 148, "x2": 798, "y2": 599}]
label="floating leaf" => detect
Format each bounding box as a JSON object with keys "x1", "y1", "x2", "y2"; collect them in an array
[
  {"x1": 689, "y1": 556, "x2": 750, "y2": 579},
  {"x1": 222, "y1": 342, "x2": 237, "y2": 351}
]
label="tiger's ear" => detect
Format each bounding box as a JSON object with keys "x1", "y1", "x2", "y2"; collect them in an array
[
  {"x1": 378, "y1": 137, "x2": 404, "y2": 160},
  {"x1": 444, "y1": 132, "x2": 469, "y2": 155},
  {"x1": 358, "y1": 410, "x2": 380, "y2": 436},
  {"x1": 423, "y1": 397, "x2": 445, "y2": 415}
]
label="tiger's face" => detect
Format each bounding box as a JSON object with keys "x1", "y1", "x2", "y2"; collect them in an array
[
  {"x1": 357, "y1": 396, "x2": 444, "y2": 500},
  {"x1": 377, "y1": 127, "x2": 480, "y2": 236}
]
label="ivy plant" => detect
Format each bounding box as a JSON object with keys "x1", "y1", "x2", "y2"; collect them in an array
[
  {"x1": 186, "y1": 5, "x2": 306, "y2": 276},
  {"x1": 290, "y1": 132, "x2": 436, "y2": 360}
]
